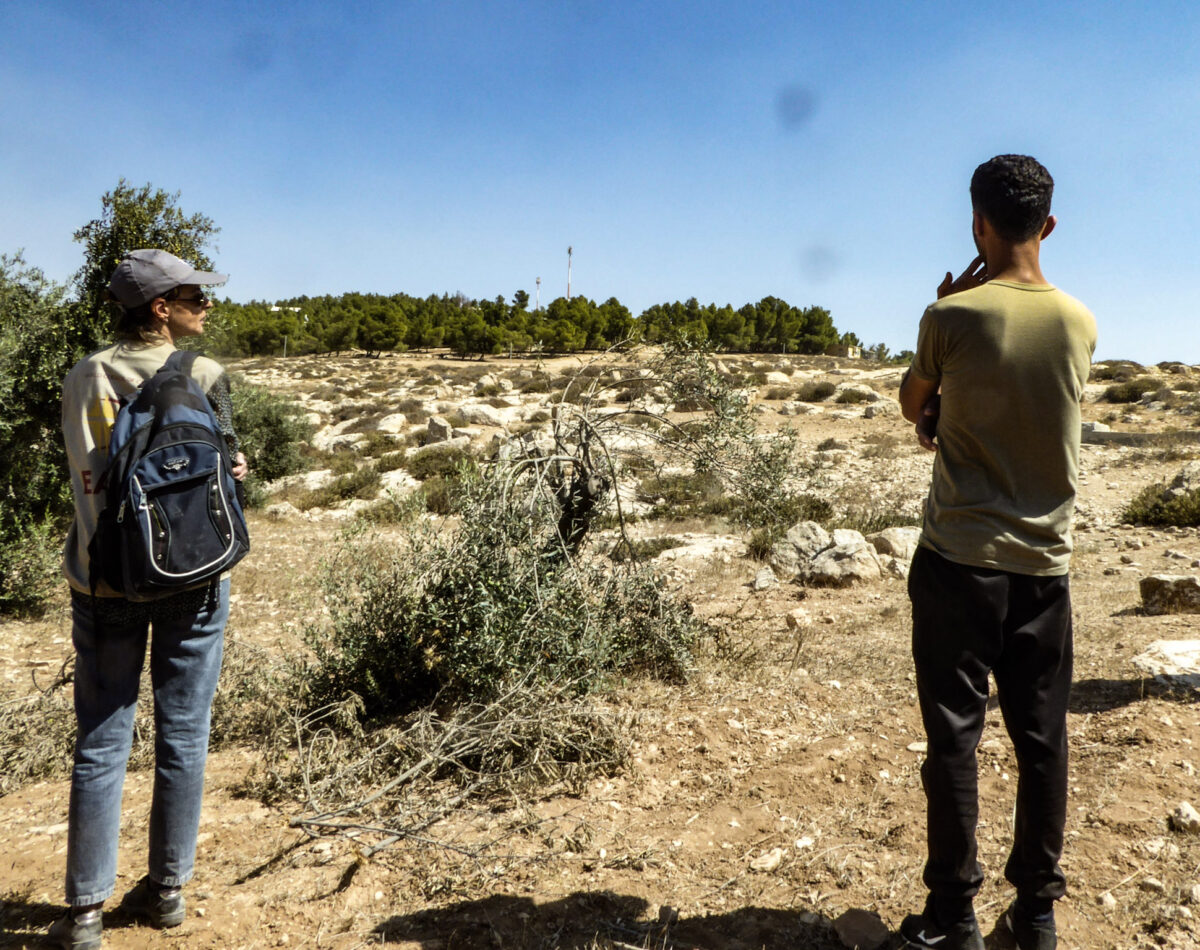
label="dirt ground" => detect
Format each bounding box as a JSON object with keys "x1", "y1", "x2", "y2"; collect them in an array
[{"x1": 2, "y1": 353, "x2": 1199, "y2": 950}]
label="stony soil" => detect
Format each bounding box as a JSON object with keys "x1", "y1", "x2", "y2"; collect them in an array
[{"x1": 2, "y1": 352, "x2": 1199, "y2": 950}]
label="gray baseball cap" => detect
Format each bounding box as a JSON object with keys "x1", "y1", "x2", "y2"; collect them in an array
[{"x1": 107, "y1": 249, "x2": 228, "y2": 309}]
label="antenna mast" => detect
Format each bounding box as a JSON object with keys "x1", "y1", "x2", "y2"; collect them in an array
[{"x1": 567, "y1": 245, "x2": 572, "y2": 301}]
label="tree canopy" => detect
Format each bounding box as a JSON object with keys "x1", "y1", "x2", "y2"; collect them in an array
[{"x1": 73, "y1": 179, "x2": 219, "y2": 337}]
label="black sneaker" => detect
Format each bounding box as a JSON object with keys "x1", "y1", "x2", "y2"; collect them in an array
[
  {"x1": 118, "y1": 876, "x2": 185, "y2": 928},
  {"x1": 898, "y1": 909, "x2": 985, "y2": 950},
  {"x1": 1004, "y1": 901, "x2": 1057, "y2": 950},
  {"x1": 47, "y1": 907, "x2": 102, "y2": 950}
]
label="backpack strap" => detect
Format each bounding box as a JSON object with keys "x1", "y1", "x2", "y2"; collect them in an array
[{"x1": 164, "y1": 349, "x2": 199, "y2": 377}]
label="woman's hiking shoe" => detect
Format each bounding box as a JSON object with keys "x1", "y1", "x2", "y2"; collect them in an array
[
  {"x1": 47, "y1": 907, "x2": 102, "y2": 950},
  {"x1": 898, "y1": 908, "x2": 985, "y2": 950},
  {"x1": 119, "y1": 876, "x2": 185, "y2": 928},
  {"x1": 1004, "y1": 901, "x2": 1057, "y2": 950}
]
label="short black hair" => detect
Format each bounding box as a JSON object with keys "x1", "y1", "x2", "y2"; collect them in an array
[{"x1": 970, "y1": 154, "x2": 1054, "y2": 241}]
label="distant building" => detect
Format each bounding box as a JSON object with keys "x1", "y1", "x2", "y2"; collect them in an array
[
  {"x1": 826, "y1": 344, "x2": 862, "y2": 359},
  {"x1": 269, "y1": 305, "x2": 302, "y2": 313}
]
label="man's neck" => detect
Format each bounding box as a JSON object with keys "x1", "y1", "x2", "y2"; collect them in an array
[{"x1": 982, "y1": 236, "x2": 1050, "y2": 286}]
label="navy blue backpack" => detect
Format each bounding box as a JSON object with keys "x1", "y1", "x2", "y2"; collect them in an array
[{"x1": 89, "y1": 351, "x2": 250, "y2": 601}]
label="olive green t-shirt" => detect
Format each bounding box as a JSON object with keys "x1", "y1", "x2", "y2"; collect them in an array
[{"x1": 910, "y1": 280, "x2": 1097, "y2": 576}]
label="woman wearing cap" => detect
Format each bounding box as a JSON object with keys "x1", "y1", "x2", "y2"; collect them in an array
[{"x1": 51, "y1": 250, "x2": 248, "y2": 949}]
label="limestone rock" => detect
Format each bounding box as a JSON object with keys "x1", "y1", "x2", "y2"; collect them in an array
[
  {"x1": 785, "y1": 607, "x2": 812, "y2": 630},
  {"x1": 1132, "y1": 639, "x2": 1200, "y2": 689},
  {"x1": 763, "y1": 371, "x2": 791, "y2": 385},
  {"x1": 749, "y1": 847, "x2": 784, "y2": 872},
  {"x1": 408, "y1": 436, "x2": 471, "y2": 462},
  {"x1": 862, "y1": 398, "x2": 901, "y2": 418},
  {"x1": 868, "y1": 526, "x2": 922, "y2": 561},
  {"x1": 753, "y1": 567, "x2": 777, "y2": 591},
  {"x1": 831, "y1": 528, "x2": 867, "y2": 548},
  {"x1": 311, "y1": 419, "x2": 356, "y2": 451},
  {"x1": 786, "y1": 521, "x2": 833, "y2": 560},
  {"x1": 1140, "y1": 575, "x2": 1200, "y2": 615},
  {"x1": 832, "y1": 908, "x2": 889, "y2": 950},
  {"x1": 833, "y1": 382, "x2": 880, "y2": 402},
  {"x1": 379, "y1": 470, "x2": 421, "y2": 495},
  {"x1": 769, "y1": 521, "x2": 832, "y2": 579},
  {"x1": 264, "y1": 501, "x2": 300, "y2": 520},
  {"x1": 272, "y1": 468, "x2": 334, "y2": 493},
  {"x1": 807, "y1": 540, "x2": 882, "y2": 587},
  {"x1": 1168, "y1": 461, "x2": 1200, "y2": 497},
  {"x1": 1170, "y1": 801, "x2": 1200, "y2": 835},
  {"x1": 458, "y1": 403, "x2": 509, "y2": 428},
  {"x1": 426, "y1": 415, "x2": 453, "y2": 443},
  {"x1": 375, "y1": 412, "x2": 410, "y2": 434}
]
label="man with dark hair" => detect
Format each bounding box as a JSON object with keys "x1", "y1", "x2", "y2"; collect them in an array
[
  {"x1": 50, "y1": 250, "x2": 248, "y2": 950},
  {"x1": 896, "y1": 155, "x2": 1096, "y2": 950}
]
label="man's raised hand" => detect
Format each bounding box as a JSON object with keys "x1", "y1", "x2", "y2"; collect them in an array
[{"x1": 936, "y1": 253, "x2": 988, "y2": 299}]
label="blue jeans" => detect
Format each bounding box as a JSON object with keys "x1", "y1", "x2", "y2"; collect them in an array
[{"x1": 65, "y1": 580, "x2": 229, "y2": 907}]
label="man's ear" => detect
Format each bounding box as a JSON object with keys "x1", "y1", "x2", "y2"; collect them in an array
[
  {"x1": 1040, "y1": 215, "x2": 1057, "y2": 240},
  {"x1": 972, "y1": 210, "x2": 986, "y2": 242}
]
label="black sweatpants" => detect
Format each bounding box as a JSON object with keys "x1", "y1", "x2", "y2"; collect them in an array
[{"x1": 908, "y1": 546, "x2": 1072, "y2": 907}]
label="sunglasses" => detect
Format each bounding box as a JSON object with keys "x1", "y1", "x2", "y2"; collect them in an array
[{"x1": 164, "y1": 290, "x2": 211, "y2": 307}]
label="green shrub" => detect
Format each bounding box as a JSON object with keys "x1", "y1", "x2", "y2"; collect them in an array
[
  {"x1": 1103, "y1": 376, "x2": 1159, "y2": 403},
  {"x1": 420, "y1": 474, "x2": 456, "y2": 514},
  {"x1": 613, "y1": 378, "x2": 654, "y2": 402},
  {"x1": 764, "y1": 386, "x2": 794, "y2": 400},
  {"x1": 1122, "y1": 484, "x2": 1200, "y2": 527},
  {"x1": 834, "y1": 506, "x2": 921, "y2": 535},
  {"x1": 405, "y1": 445, "x2": 475, "y2": 481},
  {"x1": 375, "y1": 450, "x2": 409, "y2": 473},
  {"x1": 608, "y1": 536, "x2": 685, "y2": 562},
  {"x1": 1090, "y1": 361, "x2": 1145, "y2": 382},
  {"x1": 300, "y1": 468, "x2": 698, "y2": 719},
  {"x1": 353, "y1": 430, "x2": 402, "y2": 457},
  {"x1": 835, "y1": 388, "x2": 871, "y2": 404},
  {"x1": 550, "y1": 384, "x2": 588, "y2": 405},
  {"x1": 356, "y1": 489, "x2": 426, "y2": 526},
  {"x1": 232, "y1": 380, "x2": 313, "y2": 482},
  {"x1": 302, "y1": 444, "x2": 359, "y2": 476},
  {"x1": 746, "y1": 527, "x2": 776, "y2": 562},
  {"x1": 798, "y1": 380, "x2": 836, "y2": 402},
  {"x1": 295, "y1": 465, "x2": 381, "y2": 510},
  {"x1": 518, "y1": 376, "x2": 551, "y2": 394},
  {"x1": 0, "y1": 519, "x2": 62, "y2": 616},
  {"x1": 0, "y1": 254, "x2": 98, "y2": 615},
  {"x1": 639, "y1": 471, "x2": 726, "y2": 511}
]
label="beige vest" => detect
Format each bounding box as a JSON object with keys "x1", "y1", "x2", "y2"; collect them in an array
[{"x1": 61, "y1": 341, "x2": 226, "y2": 596}]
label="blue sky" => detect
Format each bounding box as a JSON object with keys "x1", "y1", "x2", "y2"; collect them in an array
[{"x1": 2, "y1": 1, "x2": 1197, "y2": 362}]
